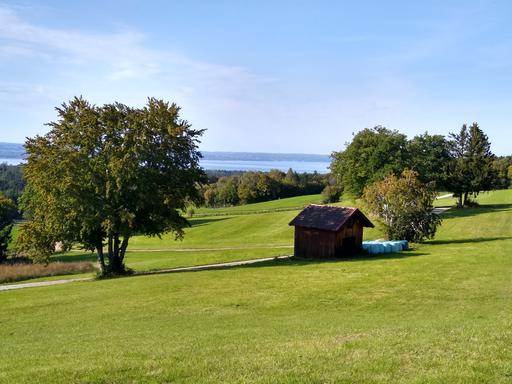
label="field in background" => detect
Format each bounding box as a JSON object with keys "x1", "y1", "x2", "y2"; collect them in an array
[{"x1": 50, "y1": 194, "x2": 384, "y2": 274}]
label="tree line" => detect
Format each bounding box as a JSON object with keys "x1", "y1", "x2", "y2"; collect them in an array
[
  {"x1": 331, "y1": 124, "x2": 510, "y2": 207},
  {"x1": 0, "y1": 164, "x2": 25, "y2": 204},
  {"x1": 202, "y1": 168, "x2": 327, "y2": 207}
]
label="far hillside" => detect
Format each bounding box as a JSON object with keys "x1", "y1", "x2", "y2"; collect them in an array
[{"x1": 193, "y1": 194, "x2": 323, "y2": 216}]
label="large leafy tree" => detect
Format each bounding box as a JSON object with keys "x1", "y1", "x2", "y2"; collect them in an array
[
  {"x1": 18, "y1": 97, "x2": 206, "y2": 274},
  {"x1": 446, "y1": 123, "x2": 495, "y2": 207},
  {"x1": 362, "y1": 169, "x2": 441, "y2": 242},
  {"x1": 330, "y1": 126, "x2": 408, "y2": 196},
  {"x1": 0, "y1": 194, "x2": 17, "y2": 263},
  {"x1": 407, "y1": 132, "x2": 450, "y2": 188}
]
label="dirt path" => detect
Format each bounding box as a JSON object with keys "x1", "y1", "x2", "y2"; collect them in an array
[
  {"x1": 0, "y1": 277, "x2": 91, "y2": 292},
  {"x1": 0, "y1": 255, "x2": 291, "y2": 292},
  {"x1": 433, "y1": 207, "x2": 452, "y2": 215}
]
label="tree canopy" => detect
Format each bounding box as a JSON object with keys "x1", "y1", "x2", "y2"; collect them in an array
[
  {"x1": 362, "y1": 169, "x2": 441, "y2": 242},
  {"x1": 17, "y1": 97, "x2": 206, "y2": 274},
  {"x1": 0, "y1": 164, "x2": 25, "y2": 204},
  {"x1": 446, "y1": 123, "x2": 496, "y2": 207},
  {"x1": 330, "y1": 126, "x2": 408, "y2": 196},
  {"x1": 406, "y1": 133, "x2": 450, "y2": 189},
  {"x1": 0, "y1": 194, "x2": 17, "y2": 263}
]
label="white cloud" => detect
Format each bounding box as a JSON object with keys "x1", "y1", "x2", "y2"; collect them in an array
[
  {"x1": 0, "y1": 5, "x2": 263, "y2": 89},
  {"x1": 0, "y1": 4, "x2": 280, "y2": 147}
]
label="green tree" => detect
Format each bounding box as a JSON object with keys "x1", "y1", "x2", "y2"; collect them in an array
[
  {"x1": 407, "y1": 133, "x2": 450, "y2": 188},
  {"x1": 362, "y1": 169, "x2": 441, "y2": 242},
  {"x1": 216, "y1": 176, "x2": 239, "y2": 206},
  {"x1": 321, "y1": 185, "x2": 341, "y2": 204},
  {"x1": 283, "y1": 168, "x2": 299, "y2": 186},
  {"x1": 0, "y1": 194, "x2": 17, "y2": 263},
  {"x1": 203, "y1": 184, "x2": 218, "y2": 207},
  {"x1": 237, "y1": 172, "x2": 260, "y2": 204},
  {"x1": 330, "y1": 126, "x2": 408, "y2": 196},
  {"x1": 446, "y1": 123, "x2": 495, "y2": 207},
  {"x1": 17, "y1": 97, "x2": 206, "y2": 274},
  {"x1": 492, "y1": 156, "x2": 512, "y2": 190},
  {"x1": 0, "y1": 164, "x2": 25, "y2": 203}
]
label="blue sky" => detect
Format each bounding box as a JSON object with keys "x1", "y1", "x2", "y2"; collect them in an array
[{"x1": 0, "y1": 1, "x2": 511, "y2": 155}]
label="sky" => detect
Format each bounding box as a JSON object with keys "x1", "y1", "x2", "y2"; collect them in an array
[{"x1": 0, "y1": 0, "x2": 511, "y2": 155}]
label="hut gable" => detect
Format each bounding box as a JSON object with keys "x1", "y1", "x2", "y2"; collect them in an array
[{"x1": 289, "y1": 205, "x2": 374, "y2": 231}]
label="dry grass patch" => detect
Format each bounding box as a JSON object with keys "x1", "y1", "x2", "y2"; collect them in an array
[{"x1": 0, "y1": 261, "x2": 95, "y2": 284}]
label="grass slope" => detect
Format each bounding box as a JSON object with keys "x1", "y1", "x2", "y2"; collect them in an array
[
  {"x1": 56, "y1": 195, "x2": 380, "y2": 272},
  {"x1": 193, "y1": 194, "x2": 323, "y2": 216},
  {"x1": 1, "y1": 190, "x2": 511, "y2": 383}
]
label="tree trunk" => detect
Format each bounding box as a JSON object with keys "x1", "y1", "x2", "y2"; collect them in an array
[
  {"x1": 107, "y1": 235, "x2": 113, "y2": 265},
  {"x1": 96, "y1": 245, "x2": 106, "y2": 274},
  {"x1": 119, "y1": 236, "x2": 130, "y2": 264},
  {"x1": 106, "y1": 234, "x2": 125, "y2": 274},
  {"x1": 103, "y1": 233, "x2": 130, "y2": 275},
  {"x1": 463, "y1": 191, "x2": 469, "y2": 207}
]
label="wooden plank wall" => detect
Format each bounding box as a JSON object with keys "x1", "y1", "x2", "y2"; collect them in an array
[
  {"x1": 294, "y1": 227, "x2": 336, "y2": 258},
  {"x1": 294, "y1": 219, "x2": 365, "y2": 259}
]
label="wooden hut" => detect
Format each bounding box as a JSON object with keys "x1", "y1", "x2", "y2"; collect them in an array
[{"x1": 289, "y1": 204, "x2": 374, "y2": 259}]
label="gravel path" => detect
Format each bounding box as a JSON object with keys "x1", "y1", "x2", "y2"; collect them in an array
[
  {"x1": 0, "y1": 255, "x2": 291, "y2": 292},
  {"x1": 0, "y1": 277, "x2": 92, "y2": 292}
]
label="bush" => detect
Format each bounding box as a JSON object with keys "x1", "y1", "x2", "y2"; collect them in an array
[
  {"x1": 362, "y1": 169, "x2": 442, "y2": 242},
  {"x1": 321, "y1": 185, "x2": 341, "y2": 204}
]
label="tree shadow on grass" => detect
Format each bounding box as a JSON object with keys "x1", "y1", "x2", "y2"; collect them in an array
[
  {"x1": 426, "y1": 236, "x2": 512, "y2": 245},
  {"x1": 440, "y1": 203, "x2": 512, "y2": 219},
  {"x1": 233, "y1": 251, "x2": 430, "y2": 271},
  {"x1": 51, "y1": 252, "x2": 97, "y2": 263},
  {"x1": 189, "y1": 217, "x2": 231, "y2": 227}
]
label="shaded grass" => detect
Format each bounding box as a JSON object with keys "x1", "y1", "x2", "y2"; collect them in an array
[
  {"x1": 0, "y1": 261, "x2": 95, "y2": 284},
  {"x1": 53, "y1": 247, "x2": 294, "y2": 272}
]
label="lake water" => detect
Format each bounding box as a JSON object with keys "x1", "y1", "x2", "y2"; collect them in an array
[
  {"x1": 1, "y1": 158, "x2": 331, "y2": 173},
  {"x1": 201, "y1": 159, "x2": 329, "y2": 173},
  {"x1": 0, "y1": 158, "x2": 24, "y2": 165}
]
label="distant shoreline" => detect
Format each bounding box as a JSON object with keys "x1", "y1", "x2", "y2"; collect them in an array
[{"x1": 0, "y1": 143, "x2": 330, "y2": 173}]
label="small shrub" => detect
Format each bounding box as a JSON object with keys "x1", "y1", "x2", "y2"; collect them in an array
[
  {"x1": 321, "y1": 185, "x2": 341, "y2": 204},
  {"x1": 362, "y1": 169, "x2": 442, "y2": 242}
]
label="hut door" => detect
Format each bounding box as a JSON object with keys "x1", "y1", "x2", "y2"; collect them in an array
[{"x1": 343, "y1": 236, "x2": 357, "y2": 255}]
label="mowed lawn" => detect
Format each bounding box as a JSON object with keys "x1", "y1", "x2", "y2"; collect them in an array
[{"x1": 1, "y1": 190, "x2": 511, "y2": 383}]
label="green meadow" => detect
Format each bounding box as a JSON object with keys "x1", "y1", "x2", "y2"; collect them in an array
[{"x1": 1, "y1": 190, "x2": 511, "y2": 383}]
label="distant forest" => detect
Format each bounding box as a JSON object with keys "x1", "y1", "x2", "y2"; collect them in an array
[
  {"x1": 0, "y1": 164, "x2": 25, "y2": 203},
  {"x1": 0, "y1": 164, "x2": 331, "y2": 208},
  {"x1": 202, "y1": 168, "x2": 329, "y2": 207}
]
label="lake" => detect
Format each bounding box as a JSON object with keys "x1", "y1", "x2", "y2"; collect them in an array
[
  {"x1": 201, "y1": 159, "x2": 329, "y2": 173},
  {"x1": 0, "y1": 146, "x2": 332, "y2": 173},
  {"x1": 1, "y1": 158, "x2": 330, "y2": 173}
]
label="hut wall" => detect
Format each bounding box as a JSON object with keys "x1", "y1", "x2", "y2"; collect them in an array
[
  {"x1": 294, "y1": 227, "x2": 336, "y2": 258},
  {"x1": 333, "y1": 220, "x2": 364, "y2": 257}
]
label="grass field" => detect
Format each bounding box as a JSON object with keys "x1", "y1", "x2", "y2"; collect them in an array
[
  {"x1": 1, "y1": 190, "x2": 511, "y2": 383},
  {"x1": 61, "y1": 194, "x2": 383, "y2": 273}
]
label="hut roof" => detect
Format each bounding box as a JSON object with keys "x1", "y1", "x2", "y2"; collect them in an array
[{"x1": 289, "y1": 204, "x2": 374, "y2": 231}]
